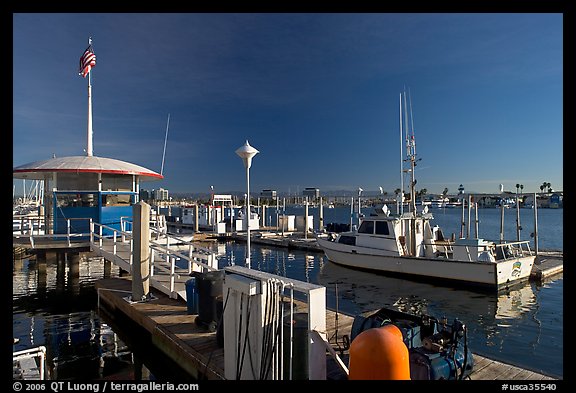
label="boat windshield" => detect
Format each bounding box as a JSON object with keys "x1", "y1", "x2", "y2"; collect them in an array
[{"x1": 358, "y1": 221, "x2": 374, "y2": 234}]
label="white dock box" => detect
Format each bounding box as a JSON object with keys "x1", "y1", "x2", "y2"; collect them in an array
[
  {"x1": 296, "y1": 215, "x2": 314, "y2": 232},
  {"x1": 278, "y1": 215, "x2": 296, "y2": 231}
]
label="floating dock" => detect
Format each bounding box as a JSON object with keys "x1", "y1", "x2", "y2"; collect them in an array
[{"x1": 95, "y1": 277, "x2": 557, "y2": 381}]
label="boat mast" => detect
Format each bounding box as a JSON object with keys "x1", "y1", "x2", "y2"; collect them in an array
[{"x1": 404, "y1": 90, "x2": 416, "y2": 215}]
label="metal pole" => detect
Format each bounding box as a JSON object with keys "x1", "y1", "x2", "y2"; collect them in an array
[
  {"x1": 87, "y1": 69, "x2": 93, "y2": 156},
  {"x1": 357, "y1": 194, "x2": 361, "y2": 228},
  {"x1": 246, "y1": 166, "x2": 251, "y2": 269},
  {"x1": 533, "y1": 192, "x2": 539, "y2": 255}
]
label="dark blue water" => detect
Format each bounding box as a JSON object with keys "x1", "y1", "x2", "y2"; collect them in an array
[
  {"x1": 215, "y1": 242, "x2": 563, "y2": 379},
  {"x1": 13, "y1": 206, "x2": 563, "y2": 379}
]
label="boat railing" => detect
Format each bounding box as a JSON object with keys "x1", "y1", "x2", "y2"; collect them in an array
[
  {"x1": 13, "y1": 345, "x2": 47, "y2": 380},
  {"x1": 492, "y1": 240, "x2": 534, "y2": 260}
]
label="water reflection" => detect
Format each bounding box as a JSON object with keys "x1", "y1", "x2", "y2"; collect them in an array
[
  {"x1": 13, "y1": 253, "x2": 133, "y2": 379},
  {"x1": 215, "y1": 241, "x2": 561, "y2": 378}
]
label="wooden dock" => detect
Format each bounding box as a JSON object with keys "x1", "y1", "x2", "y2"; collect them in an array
[
  {"x1": 531, "y1": 251, "x2": 563, "y2": 281},
  {"x1": 96, "y1": 277, "x2": 557, "y2": 381}
]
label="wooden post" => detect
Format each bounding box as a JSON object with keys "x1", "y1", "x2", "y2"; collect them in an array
[
  {"x1": 68, "y1": 252, "x2": 81, "y2": 296},
  {"x1": 516, "y1": 191, "x2": 521, "y2": 241},
  {"x1": 467, "y1": 195, "x2": 472, "y2": 239},
  {"x1": 533, "y1": 193, "x2": 539, "y2": 255},
  {"x1": 350, "y1": 197, "x2": 354, "y2": 230},
  {"x1": 460, "y1": 198, "x2": 465, "y2": 239},
  {"x1": 282, "y1": 197, "x2": 286, "y2": 236},
  {"x1": 304, "y1": 197, "x2": 309, "y2": 239},
  {"x1": 474, "y1": 202, "x2": 479, "y2": 239},
  {"x1": 194, "y1": 204, "x2": 199, "y2": 233},
  {"x1": 319, "y1": 196, "x2": 324, "y2": 232},
  {"x1": 132, "y1": 201, "x2": 150, "y2": 301},
  {"x1": 500, "y1": 200, "x2": 505, "y2": 242}
]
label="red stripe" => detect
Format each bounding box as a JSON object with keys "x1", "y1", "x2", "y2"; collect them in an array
[{"x1": 13, "y1": 168, "x2": 163, "y2": 179}]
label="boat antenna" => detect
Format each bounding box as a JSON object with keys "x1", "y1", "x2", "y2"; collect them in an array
[
  {"x1": 160, "y1": 113, "x2": 170, "y2": 176},
  {"x1": 399, "y1": 92, "x2": 404, "y2": 216},
  {"x1": 408, "y1": 87, "x2": 416, "y2": 156}
]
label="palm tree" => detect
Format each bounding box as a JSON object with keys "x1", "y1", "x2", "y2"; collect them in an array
[
  {"x1": 546, "y1": 182, "x2": 552, "y2": 193},
  {"x1": 540, "y1": 183, "x2": 545, "y2": 193},
  {"x1": 442, "y1": 187, "x2": 449, "y2": 197}
]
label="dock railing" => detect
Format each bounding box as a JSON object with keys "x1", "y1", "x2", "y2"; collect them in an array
[
  {"x1": 13, "y1": 217, "x2": 92, "y2": 249},
  {"x1": 91, "y1": 221, "x2": 217, "y2": 300},
  {"x1": 13, "y1": 215, "x2": 45, "y2": 236},
  {"x1": 13, "y1": 346, "x2": 47, "y2": 380}
]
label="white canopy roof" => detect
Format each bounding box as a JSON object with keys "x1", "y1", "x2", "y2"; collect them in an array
[{"x1": 13, "y1": 155, "x2": 163, "y2": 181}]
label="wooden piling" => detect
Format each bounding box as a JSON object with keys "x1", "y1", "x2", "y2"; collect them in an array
[{"x1": 132, "y1": 201, "x2": 150, "y2": 301}]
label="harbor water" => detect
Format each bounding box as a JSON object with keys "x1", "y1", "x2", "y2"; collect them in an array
[{"x1": 13, "y1": 206, "x2": 563, "y2": 379}]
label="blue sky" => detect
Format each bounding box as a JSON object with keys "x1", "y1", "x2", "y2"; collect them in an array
[{"x1": 13, "y1": 13, "x2": 563, "y2": 196}]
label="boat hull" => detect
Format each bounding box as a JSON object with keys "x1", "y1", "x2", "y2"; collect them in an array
[{"x1": 317, "y1": 237, "x2": 534, "y2": 291}]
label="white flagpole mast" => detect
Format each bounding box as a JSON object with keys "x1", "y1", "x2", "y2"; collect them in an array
[{"x1": 86, "y1": 37, "x2": 93, "y2": 157}]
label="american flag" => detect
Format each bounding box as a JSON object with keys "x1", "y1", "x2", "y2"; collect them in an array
[{"x1": 79, "y1": 45, "x2": 96, "y2": 78}]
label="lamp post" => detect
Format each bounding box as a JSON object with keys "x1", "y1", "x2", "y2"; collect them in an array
[{"x1": 236, "y1": 140, "x2": 259, "y2": 269}]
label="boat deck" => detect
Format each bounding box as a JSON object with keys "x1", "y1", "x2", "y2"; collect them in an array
[{"x1": 95, "y1": 277, "x2": 557, "y2": 381}]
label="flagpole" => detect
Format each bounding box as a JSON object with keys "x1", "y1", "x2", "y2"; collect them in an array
[{"x1": 86, "y1": 37, "x2": 93, "y2": 157}]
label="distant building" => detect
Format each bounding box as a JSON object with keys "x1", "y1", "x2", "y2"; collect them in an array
[
  {"x1": 260, "y1": 189, "x2": 277, "y2": 199},
  {"x1": 154, "y1": 188, "x2": 169, "y2": 201},
  {"x1": 303, "y1": 187, "x2": 320, "y2": 199},
  {"x1": 139, "y1": 189, "x2": 150, "y2": 201}
]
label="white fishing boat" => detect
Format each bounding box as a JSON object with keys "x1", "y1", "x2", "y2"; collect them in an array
[{"x1": 316, "y1": 91, "x2": 535, "y2": 291}]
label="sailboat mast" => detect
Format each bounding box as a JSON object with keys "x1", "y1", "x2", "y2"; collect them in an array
[{"x1": 160, "y1": 113, "x2": 170, "y2": 176}]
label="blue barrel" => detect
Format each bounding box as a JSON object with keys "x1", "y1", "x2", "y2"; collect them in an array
[{"x1": 185, "y1": 278, "x2": 199, "y2": 315}]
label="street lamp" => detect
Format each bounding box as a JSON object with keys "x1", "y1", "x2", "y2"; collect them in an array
[{"x1": 235, "y1": 140, "x2": 259, "y2": 269}]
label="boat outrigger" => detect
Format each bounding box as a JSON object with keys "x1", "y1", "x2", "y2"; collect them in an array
[{"x1": 316, "y1": 91, "x2": 535, "y2": 291}]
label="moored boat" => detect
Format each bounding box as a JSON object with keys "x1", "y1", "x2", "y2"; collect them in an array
[{"x1": 316, "y1": 90, "x2": 535, "y2": 291}]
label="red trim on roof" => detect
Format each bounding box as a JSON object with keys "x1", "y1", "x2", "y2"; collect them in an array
[{"x1": 13, "y1": 168, "x2": 164, "y2": 179}]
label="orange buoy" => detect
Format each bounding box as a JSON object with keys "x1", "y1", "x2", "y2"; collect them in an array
[{"x1": 348, "y1": 324, "x2": 410, "y2": 380}]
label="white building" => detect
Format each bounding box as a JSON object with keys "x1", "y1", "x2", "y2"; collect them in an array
[{"x1": 154, "y1": 188, "x2": 169, "y2": 201}]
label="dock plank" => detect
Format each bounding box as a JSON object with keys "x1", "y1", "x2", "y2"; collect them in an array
[{"x1": 95, "y1": 277, "x2": 557, "y2": 381}]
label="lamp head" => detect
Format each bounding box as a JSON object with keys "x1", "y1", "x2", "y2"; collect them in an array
[{"x1": 235, "y1": 140, "x2": 260, "y2": 169}]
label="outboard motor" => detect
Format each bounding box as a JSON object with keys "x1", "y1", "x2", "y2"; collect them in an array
[{"x1": 351, "y1": 308, "x2": 474, "y2": 380}]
